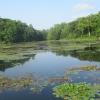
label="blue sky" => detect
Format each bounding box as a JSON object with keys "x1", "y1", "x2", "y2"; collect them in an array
[{"x1": 0, "y1": 0, "x2": 100, "y2": 29}]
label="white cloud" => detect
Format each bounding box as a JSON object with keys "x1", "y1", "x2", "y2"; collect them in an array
[{"x1": 74, "y1": 3, "x2": 95, "y2": 12}]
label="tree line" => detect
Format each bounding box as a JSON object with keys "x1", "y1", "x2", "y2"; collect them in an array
[
  {"x1": 0, "y1": 18, "x2": 47, "y2": 43},
  {"x1": 0, "y1": 12, "x2": 100, "y2": 43},
  {"x1": 47, "y1": 12, "x2": 100, "y2": 40}
]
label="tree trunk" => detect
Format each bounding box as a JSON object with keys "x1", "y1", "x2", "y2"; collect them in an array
[{"x1": 88, "y1": 31, "x2": 91, "y2": 37}]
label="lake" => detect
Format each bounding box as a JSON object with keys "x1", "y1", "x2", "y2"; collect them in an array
[{"x1": 0, "y1": 41, "x2": 100, "y2": 100}]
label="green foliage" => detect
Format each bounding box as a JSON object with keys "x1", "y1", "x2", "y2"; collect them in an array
[
  {"x1": 47, "y1": 24, "x2": 62, "y2": 40},
  {"x1": 47, "y1": 12, "x2": 100, "y2": 40},
  {"x1": 1, "y1": 12, "x2": 100, "y2": 43},
  {"x1": 0, "y1": 18, "x2": 46, "y2": 43},
  {"x1": 53, "y1": 83, "x2": 100, "y2": 100}
]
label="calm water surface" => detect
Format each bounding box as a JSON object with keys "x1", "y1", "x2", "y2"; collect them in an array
[{"x1": 0, "y1": 47, "x2": 100, "y2": 100}]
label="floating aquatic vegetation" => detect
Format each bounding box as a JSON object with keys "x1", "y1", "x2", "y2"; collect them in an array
[
  {"x1": 65, "y1": 65, "x2": 100, "y2": 83},
  {"x1": 53, "y1": 82, "x2": 100, "y2": 100},
  {"x1": 0, "y1": 75, "x2": 33, "y2": 91},
  {"x1": 68, "y1": 65, "x2": 100, "y2": 72},
  {"x1": 0, "y1": 52, "x2": 36, "y2": 71},
  {"x1": 51, "y1": 65, "x2": 100, "y2": 100},
  {"x1": 48, "y1": 76, "x2": 70, "y2": 84},
  {"x1": 0, "y1": 75, "x2": 38, "y2": 92},
  {"x1": 0, "y1": 74, "x2": 49, "y2": 94}
]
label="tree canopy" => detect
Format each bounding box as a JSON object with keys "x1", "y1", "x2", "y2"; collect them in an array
[
  {"x1": 0, "y1": 18, "x2": 46, "y2": 43},
  {"x1": 0, "y1": 12, "x2": 100, "y2": 43},
  {"x1": 47, "y1": 12, "x2": 100, "y2": 40}
]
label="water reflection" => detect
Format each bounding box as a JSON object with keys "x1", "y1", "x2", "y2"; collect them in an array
[
  {"x1": 70, "y1": 50, "x2": 100, "y2": 62},
  {"x1": 53, "y1": 47, "x2": 100, "y2": 62},
  {"x1": 0, "y1": 54, "x2": 35, "y2": 71},
  {"x1": 0, "y1": 43, "x2": 100, "y2": 79},
  {"x1": 0, "y1": 43, "x2": 100, "y2": 100},
  {"x1": 0, "y1": 47, "x2": 100, "y2": 76}
]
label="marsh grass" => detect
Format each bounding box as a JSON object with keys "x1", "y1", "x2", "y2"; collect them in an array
[
  {"x1": 53, "y1": 65, "x2": 100, "y2": 99},
  {"x1": 0, "y1": 40, "x2": 100, "y2": 62},
  {"x1": 0, "y1": 75, "x2": 34, "y2": 91},
  {"x1": 0, "y1": 41, "x2": 100, "y2": 97},
  {"x1": 68, "y1": 65, "x2": 100, "y2": 72},
  {"x1": 0, "y1": 75, "x2": 47, "y2": 93}
]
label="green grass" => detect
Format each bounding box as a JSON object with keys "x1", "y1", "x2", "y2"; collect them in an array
[{"x1": 62, "y1": 36, "x2": 99, "y2": 42}]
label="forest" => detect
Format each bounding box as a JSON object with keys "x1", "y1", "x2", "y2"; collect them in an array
[
  {"x1": 47, "y1": 12, "x2": 100, "y2": 40},
  {"x1": 0, "y1": 12, "x2": 100, "y2": 43},
  {"x1": 0, "y1": 18, "x2": 47, "y2": 43}
]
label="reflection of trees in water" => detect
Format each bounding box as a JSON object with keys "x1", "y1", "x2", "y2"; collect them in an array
[
  {"x1": 53, "y1": 50, "x2": 69, "y2": 56},
  {"x1": 0, "y1": 60, "x2": 12, "y2": 71},
  {"x1": 70, "y1": 50, "x2": 100, "y2": 62},
  {"x1": 52, "y1": 46, "x2": 100, "y2": 62},
  {"x1": 0, "y1": 54, "x2": 36, "y2": 71}
]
